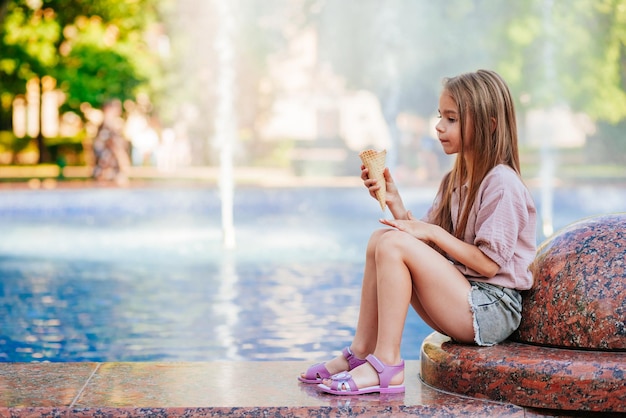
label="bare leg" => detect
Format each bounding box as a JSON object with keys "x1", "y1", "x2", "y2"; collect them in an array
[
  {"x1": 300, "y1": 229, "x2": 389, "y2": 378},
  {"x1": 350, "y1": 228, "x2": 388, "y2": 355},
  {"x1": 410, "y1": 286, "x2": 446, "y2": 335},
  {"x1": 375, "y1": 230, "x2": 474, "y2": 351},
  {"x1": 325, "y1": 229, "x2": 474, "y2": 389}
]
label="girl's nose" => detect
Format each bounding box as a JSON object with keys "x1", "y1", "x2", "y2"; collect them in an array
[{"x1": 435, "y1": 119, "x2": 443, "y2": 133}]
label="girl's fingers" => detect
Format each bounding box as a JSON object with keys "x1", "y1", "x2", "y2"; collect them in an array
[
  {"x1": 361, "y1": 165, "x2": 382, "y2": 201},
  {"x1": 379, "y1": 218, "x2": 394, "y2": 227},
  {"x1": 383, "y1": 167, "x2": 392, "y2": 182},
  {"x1": 360, "y1": 166, "x2": 369, "y2": 181}
]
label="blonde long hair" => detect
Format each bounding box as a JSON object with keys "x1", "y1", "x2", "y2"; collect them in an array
[{"x1": 431, "y1": 69, "x2": 521, "y2": 238}]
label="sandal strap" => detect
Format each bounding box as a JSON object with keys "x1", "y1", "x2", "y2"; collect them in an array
[
  {"x1": 365, "y1": 354, "x2": 404, "y2": 389},
  {"x1": 342, "y1": 346, "x2": 367, "y2": 370},
  {"x1": 329, "y1": 371, "x2": 357, "y2": 392},
  {"x1": 302, "y1": 362, "x2": 331, "y2": 380}
]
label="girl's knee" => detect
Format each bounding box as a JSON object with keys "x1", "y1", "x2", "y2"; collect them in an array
[
  {"x1": 374, "y1": 230, "x2": 405, "y2": 259},
  {"x1": 375, "y1": 230, "x2": 431, "y2": 259},
  {"x1": 367, "y1": 228, "x2": 392, "y2": 253},
  {"x1": 369, "y1": 228, "x2": 389, "y2": 242},
  {"x1": 377, "y1": 229, "x2": 414, "y2": 248}
]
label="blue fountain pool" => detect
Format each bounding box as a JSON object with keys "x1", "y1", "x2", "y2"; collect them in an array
[{"x1": 0, "y1": 184, "x2": 623, "y2": 362}]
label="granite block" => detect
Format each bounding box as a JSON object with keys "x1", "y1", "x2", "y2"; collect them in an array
[
  {"x1": 421, "y1": 332, "x2": 626, "y2": 413},
  {"x1": 514, "y1": 213, "x2": 626, "y2": 350}
]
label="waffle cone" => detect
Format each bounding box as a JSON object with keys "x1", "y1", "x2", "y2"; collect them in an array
[{"x1": 359, "y1": 149, "x2": 387, "y2": 211}]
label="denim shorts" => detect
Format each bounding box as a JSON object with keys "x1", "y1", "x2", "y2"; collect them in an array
[{"x1": 468, "y1": 281, "x2": 522, "y2": 346}]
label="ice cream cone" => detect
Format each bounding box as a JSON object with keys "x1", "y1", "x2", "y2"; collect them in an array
[{"x1": 359, "y1": 149, "x2": 387, "y2": 211}]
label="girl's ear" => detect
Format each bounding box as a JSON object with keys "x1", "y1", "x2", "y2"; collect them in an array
[{"x1": 491, "y1": 117, "x2": 497, "y2": 133}]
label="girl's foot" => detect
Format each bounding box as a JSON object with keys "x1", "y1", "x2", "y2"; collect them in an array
[
  {"x1": 319, "y1": 354, "x2": 405, "y2": 395},
  {"x1": 298, "y1": 347, "x2": 366, "y2": 384}
]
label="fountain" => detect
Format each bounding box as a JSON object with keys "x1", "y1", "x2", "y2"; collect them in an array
[
  {"x1": 539, "y1": 142, "x2": 554, "y2": 238},
  {"x1": 213, "y1": 0, "x2": 236, "y2": 249},
  {"x1": 539, "y1": 0, "x2": 557, "y2": 239},
  {"x1": 376, "y1": 7, "x2": 401, "y2": 172}
]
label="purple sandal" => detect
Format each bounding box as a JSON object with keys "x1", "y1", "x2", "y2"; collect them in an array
[
  {"x1": 317, "y1": 354, "x2": 405, "y2": 395},
  {"x1": 298, "y1": 347, "x2": 367, "y2": 384}
]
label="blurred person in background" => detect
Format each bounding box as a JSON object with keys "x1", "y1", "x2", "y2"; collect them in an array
[{"x1": 92, "y1": 99, "x2": 130, "y2": 184}]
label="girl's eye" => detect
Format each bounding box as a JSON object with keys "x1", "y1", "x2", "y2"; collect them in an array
[{"x1": 437, "y1": 112, "x2": 456, "y2": 123}]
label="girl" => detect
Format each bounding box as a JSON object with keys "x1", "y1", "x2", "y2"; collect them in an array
[{"x1": 298, "y1": 69, "x2": 537, "y2": 395}]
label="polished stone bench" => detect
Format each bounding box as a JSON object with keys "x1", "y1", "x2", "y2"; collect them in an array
[
  {"x1": 421, "y1": 213, "x2": 626, "y2": 413},
  {"x1": 421, "y1": 332, "x2": 625, "y2": 412}
]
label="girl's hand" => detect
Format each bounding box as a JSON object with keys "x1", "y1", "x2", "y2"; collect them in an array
[
  {"x1": 360, "y1": 164, "x2": 377, "y2": 200},
  {"x1": 383, "y1": 212, "x2": 500, "y2": 278},
  {"x1": 360, "y1": 165, "x2": 401, "y2": 208},
  {"x1": 379, "y1": 211, "x2": 434, "y2": 242}
]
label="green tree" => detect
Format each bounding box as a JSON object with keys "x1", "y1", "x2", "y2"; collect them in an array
[
  {"x1": 496, "y1": 0, "x2": 626, "y2": 123},
  {"x1": 495, "y1": 0, "x2": 626, "y2": 162},
  {"x1": 0, "y1": 0, "x2": 160, "y2": 162}
]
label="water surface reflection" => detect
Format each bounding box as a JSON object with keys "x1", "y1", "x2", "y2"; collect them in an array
[{"x1": 0, "y1": 186, "x2": 623, "y2": 362}]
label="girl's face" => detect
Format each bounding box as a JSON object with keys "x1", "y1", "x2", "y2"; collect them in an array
[{"x1": 435, "y1": 92, "x2": 469, "y2": 155}]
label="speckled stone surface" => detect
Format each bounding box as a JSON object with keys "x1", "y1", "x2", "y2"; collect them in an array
[
  {"x1": 0, "y1": 362, "x2": 98, "y2": 407},
  {"x1": 513, "y1": 213, "x2": 626, "y2": 350},
  {"x1": 421, "y1": 332, "x2": 626, "y2": 413},
  {"x1": 2, "y1": 359, "x2": 625, "y2": 416},
  {"x1": 0, "y1": 361, "x2": 530, "y2": 417}
]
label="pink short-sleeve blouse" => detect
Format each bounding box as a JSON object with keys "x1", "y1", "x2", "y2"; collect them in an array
[{"x1": 424, "y1": 165, "x2": 537, "y2": 290}]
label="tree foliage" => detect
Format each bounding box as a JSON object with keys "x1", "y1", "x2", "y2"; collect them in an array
[
  {"x1": 0, "y1": 0, "x2": 160, "y2": 126},
  {"x1": 496, "y1": 0, "x2": 626, "y2": 123}
]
